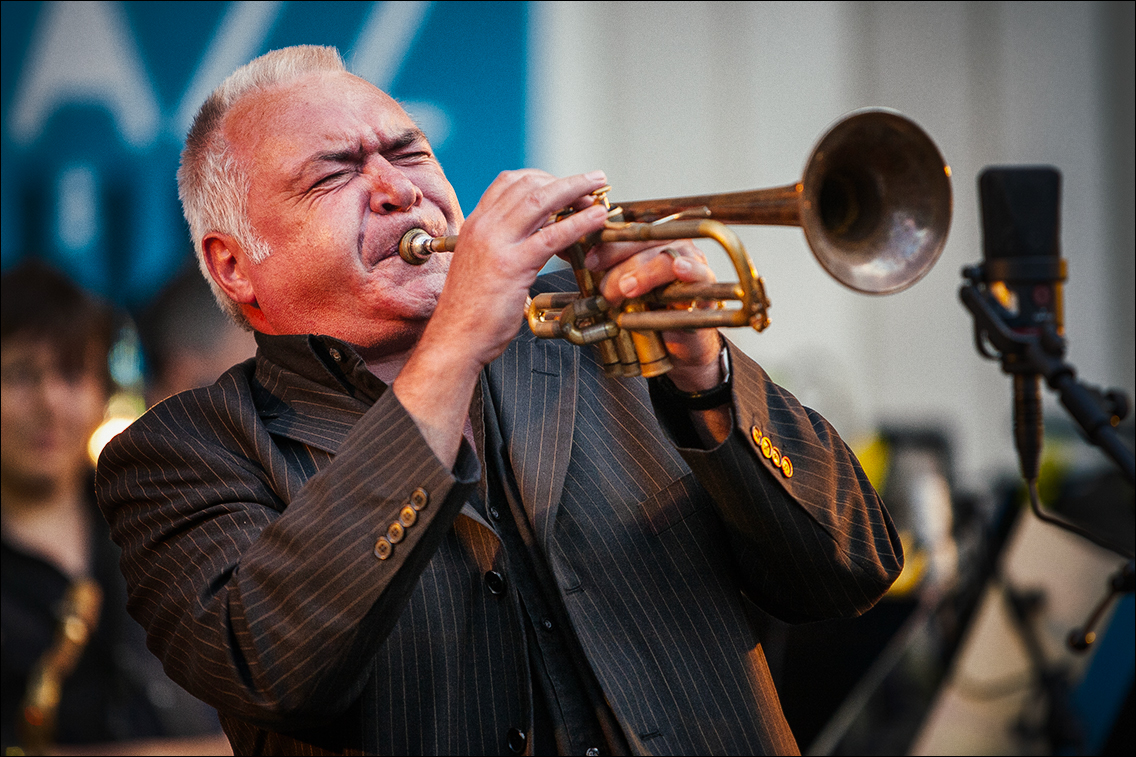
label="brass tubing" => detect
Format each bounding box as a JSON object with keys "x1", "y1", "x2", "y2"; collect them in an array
[
  {"x1": 597, "y1": 218, "x2": 767, "y2": 333},
  {"x1": 594, "y1": 338, "x2": 623, "y2": 376},
  {"x1": 557, "y1": 298, "x2": 620, "y2": 345},
  {"x1": 616, "y1": 182, "x2": 803, "y2": 226},
  {"x1": 649, "y1": 282, "x2": 746, "y2": 303},
  {"x1": 623, "y1": 300, "x2": 674, "y2": 377},
  {"x1": 563, "y1": 239, "x2": 626, "y2": 376},
  {"x1": 615, "y1": 331, "x2": 641, "y2": 377},
  {"x1": 532, "y1": 292, "x2": 584, "y2": 310},
  {"x1": 618, "y1": 308, "x2": 748, "y2": 331}
]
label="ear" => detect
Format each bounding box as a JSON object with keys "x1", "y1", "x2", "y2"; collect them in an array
[
  {"x1": 202, "y1": 231, "x2": 259, "y2": 303},
  {"x1": 202, "y1": 233, "x2": 274, "y2": 331}
]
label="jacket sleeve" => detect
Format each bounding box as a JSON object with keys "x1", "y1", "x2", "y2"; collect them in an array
[
  {"x1": 649, "y1": 341, "x2": 903, "y2": 623},
  {"x1": 95, "y1": 369, "x2": 478, "y2": 729}
]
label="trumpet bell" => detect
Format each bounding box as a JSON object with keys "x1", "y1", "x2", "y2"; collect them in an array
[{"x1": 802, "y1": 109, "x2": 952, "y2": 294}]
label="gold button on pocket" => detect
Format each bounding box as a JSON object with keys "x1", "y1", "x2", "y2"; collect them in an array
[
  {"x1": 387, "y1": 521, "x2": 405, "y2": 544},
  {"x1": 410, "y1": 487, "x2": 429, "y2": 511},
  {"x1": 374, "y1": 537, "x2": 392, "y2": 560},
  {"x1": 399, "y1": 505, "x2": 417, "y2": 528}
]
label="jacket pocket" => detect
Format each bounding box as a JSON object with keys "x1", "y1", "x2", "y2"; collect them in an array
[{"x1": 637, "y1": 473, "x2": 713, "y2": 536}]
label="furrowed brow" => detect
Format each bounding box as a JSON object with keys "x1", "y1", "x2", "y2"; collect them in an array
[
  {"x1": 291, "y1": 128, "x2": 429, "y2": 186},
  {"x1": 290, "y1": 144, "x2": 363, "y2": 188},
  {"x1": 384, "y1": 128, "x2": 429, "y2": 154}
]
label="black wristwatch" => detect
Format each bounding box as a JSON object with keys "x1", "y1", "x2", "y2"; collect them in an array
[{"x1": 652, "y1": 345, "x2": 732, "y2": 410}]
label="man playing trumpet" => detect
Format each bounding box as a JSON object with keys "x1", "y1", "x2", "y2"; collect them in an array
[{"x1": 98, "y1": 45, "x2": 902, "y2": 756}]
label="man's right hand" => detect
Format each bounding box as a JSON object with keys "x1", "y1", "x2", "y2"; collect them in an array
[
  {"x1": 429, "y1": 169, "x2": 610, "y2": 367},
  {"x1": 392, "y1": 169, "x2": 610, "y2": 466}
]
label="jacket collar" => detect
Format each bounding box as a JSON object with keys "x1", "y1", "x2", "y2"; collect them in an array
[{"x1": 252, "y1": 333, "x2": 386, "y2": 454}]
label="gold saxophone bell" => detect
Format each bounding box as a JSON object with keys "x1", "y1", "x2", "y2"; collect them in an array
[
  {"x1": 400, "y1": 109, "x2": 952, "y2": 378},
  {"x1": 18, "y1": 578, "x2": 102, "y2": 755}
]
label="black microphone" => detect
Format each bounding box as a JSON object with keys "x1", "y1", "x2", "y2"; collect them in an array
[{"x1": 977, "y1": 167, "x2": 1065, "y2": 481}]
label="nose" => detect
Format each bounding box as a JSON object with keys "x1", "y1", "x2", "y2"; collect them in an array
[
  {"x1": 367, "y1": 162, "x2": 423, "y2": 214},
  {"x1": 39, "y1": 371, "x2": 75, "y2": 414}
]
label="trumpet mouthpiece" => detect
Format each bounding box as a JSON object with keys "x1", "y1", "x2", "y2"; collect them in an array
[{"x1": 399, "y1": 228, "x2": 435, "y2": 265}]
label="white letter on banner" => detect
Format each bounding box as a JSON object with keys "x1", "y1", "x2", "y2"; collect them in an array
[{"x1": 9, "y1": 1, "x2": 161, "y2": 149}]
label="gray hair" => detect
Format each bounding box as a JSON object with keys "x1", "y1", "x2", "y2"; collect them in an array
[{"x1": 177, "y1": 46, "x2": 347, "y2": 327}]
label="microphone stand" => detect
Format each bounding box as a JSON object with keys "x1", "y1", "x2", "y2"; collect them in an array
[{"x1": 960, "y1": 268, "x2": 1135, "y2": 657}]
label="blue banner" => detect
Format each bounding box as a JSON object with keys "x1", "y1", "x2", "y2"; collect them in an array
[{"x1": 2, "y1": 1, "x2": 528, "y2": 309}]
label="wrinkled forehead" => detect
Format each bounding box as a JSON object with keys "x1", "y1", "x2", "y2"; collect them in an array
[{"x1": 223, "y1": 70, "x2": 416, "y2": 164}]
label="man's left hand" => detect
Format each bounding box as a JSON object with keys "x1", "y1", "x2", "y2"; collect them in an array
[{"x1": 586, "y1": 239, "x2": 724, "y2": 393}]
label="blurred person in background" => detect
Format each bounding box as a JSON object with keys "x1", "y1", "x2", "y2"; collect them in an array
[
  {"x1": 1, "y1": 259, "x2": 229, "y2": 755},
  {"x1": 138, "y1": 264, "x2": 257, "y2": 407}
]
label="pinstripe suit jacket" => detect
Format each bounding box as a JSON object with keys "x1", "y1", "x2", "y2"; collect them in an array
[{"x1": 97, "y1": 272, "x2": 902, "y2": 756}]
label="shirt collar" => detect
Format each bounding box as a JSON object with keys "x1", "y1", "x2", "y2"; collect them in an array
[{"x1": 253, "y1": 332, "x2": 387, "y2": 405}]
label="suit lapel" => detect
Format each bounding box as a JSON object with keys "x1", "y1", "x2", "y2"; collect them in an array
[
  {"x1": 261, "y1": 406, "x2": 363, "y2": 455},
  {"x1": 253, "y1": 351, "x2": 371, "y2": 455},
  {"x1": 487, "y1": 338, "x2": 578, "y2": 553}
]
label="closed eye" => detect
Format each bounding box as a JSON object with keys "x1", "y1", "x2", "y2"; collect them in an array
[
  {"x1": 389, "y1": 150, "x2": 433, "y2": 164},
  {"x1": 309, "y1": 170, "x2": 356, "y2": 191}
]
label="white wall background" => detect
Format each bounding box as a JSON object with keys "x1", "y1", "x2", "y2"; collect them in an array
[
  {"x1": 528, "y1": 4, "x2": 1134, "y2": 752},
  {"x1": 528, "y1": 0, "x2": 1135, "y2": 492}
]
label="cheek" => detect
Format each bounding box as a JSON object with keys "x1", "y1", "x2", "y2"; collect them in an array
[
  {"x1": 0, "y1": 391, "x2": 26, "y2": 447},
  {"x1": 64, "y1": 380, "x2": 107, "y2": 436},
  {"x1": 249, "y1": 250, "x2": 347, "y2": 324},
  {"x1": 1, "y1": 386, "x2": 39, "y2": 434},
  {"x1": 413, "y1": 170, "x2": 463, "y2": 229}
]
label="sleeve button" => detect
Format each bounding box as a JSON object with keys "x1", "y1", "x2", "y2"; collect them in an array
[
  {"x1": 373, "y1": 537, "x2": 392, "y2": 560},
  {"x1": 760, "y1": 436, "x2": 773, "y2": 458},
  {"x1": 387, "y1": 521, "x2": 405, "y2": 544},
  {"x1": 410, "y1": 487, "x2": 429, "y2": 510},
  {"x1": 750, "y1": 425, "x2": 763, "y2": 446},
  {"x1": 399, "y1": 505, "x2": 417, "y2": 528},
  {"x1": 771, "y1": 447, "x2": 782, "y2": 466},
  {"x1": 781, "y1": 456, "x2": 794, "y2": 478}
]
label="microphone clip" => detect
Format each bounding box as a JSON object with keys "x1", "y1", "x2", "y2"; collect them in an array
[
  {"x1": 960, "y1": 264, "x2": 1067, "y2": 376},
  {"x1": 959, "y1": 266, "x2": 1134, "y2": 485}
]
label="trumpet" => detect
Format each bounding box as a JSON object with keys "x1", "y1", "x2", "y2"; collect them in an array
[{"x1": 399, "y1": 109, "x2": 952, "y2": 378}]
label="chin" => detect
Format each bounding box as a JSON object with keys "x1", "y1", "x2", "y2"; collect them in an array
[
  {"x1": 2, "y1": 467, "x2": 61, "y2": 498},
  {"x1": 349, "y1": 321, "x2": 428, "y2": 356}
]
